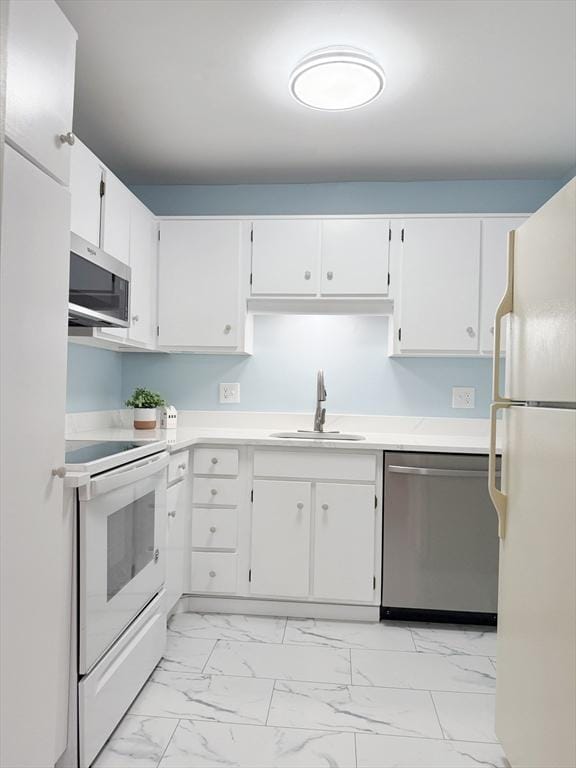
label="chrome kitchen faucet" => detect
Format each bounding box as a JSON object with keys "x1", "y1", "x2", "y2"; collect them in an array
[{"x1": 313, "y1": 369, "x2": 327, "y2": 432}]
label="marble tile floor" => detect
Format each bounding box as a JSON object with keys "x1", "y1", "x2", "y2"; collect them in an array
[{"x1": 93, "y1": 614, "x2": 506, "y2": 768}]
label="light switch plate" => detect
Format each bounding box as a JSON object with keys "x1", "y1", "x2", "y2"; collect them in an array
[
  {"x1": 220, "y1": 382, "x2": 240, "y2": 404},
  {"x1": 452, "y1": 386, "x2": 475, "y2": 409}
]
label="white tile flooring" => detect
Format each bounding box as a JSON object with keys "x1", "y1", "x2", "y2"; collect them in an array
[{"x1": 93, "y1": 614, "x2": 506, "y2": 768}]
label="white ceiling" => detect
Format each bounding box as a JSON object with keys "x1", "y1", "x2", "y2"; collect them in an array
[{"x1": 57, "y1": 0, "x2": 576, "y2": 185}]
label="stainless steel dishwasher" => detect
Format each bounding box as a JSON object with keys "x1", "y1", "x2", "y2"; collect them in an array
[{"x1": 382, "y1": 452, "x2": 499, "y2": 624}]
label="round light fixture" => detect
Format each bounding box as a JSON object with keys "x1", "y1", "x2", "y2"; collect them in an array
[{"x1": 289, "y1": 47, "x2": 385, "y2": 111}]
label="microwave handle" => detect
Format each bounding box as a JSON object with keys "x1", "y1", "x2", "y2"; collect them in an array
[{"x1": 81, "y1": 452, "x2": 169, "y2": 500}]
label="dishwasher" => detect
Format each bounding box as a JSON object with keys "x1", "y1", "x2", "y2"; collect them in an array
[{"x1": 382, "y1": 452, "x2": 499, "y2": 625}]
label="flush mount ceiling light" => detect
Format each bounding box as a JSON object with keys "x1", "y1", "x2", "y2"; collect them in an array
[{"x1": 289, "y1": 47, "x2": 385, "y2": 111}]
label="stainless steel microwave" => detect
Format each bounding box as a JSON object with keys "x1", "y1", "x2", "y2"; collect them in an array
[{"x1": 68, "y1": 233, "x2": 131, "y2": 327}]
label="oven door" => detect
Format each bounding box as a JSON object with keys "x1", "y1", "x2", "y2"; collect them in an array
[{"x1": 79, "y1": 452, "x2": 168, "y2": 674}]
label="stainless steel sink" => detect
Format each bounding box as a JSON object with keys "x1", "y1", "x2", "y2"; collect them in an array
[{"x1": 270, "y1": 431, "x2": 365, "y2": 441}]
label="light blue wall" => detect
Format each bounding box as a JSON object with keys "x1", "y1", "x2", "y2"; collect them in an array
[
  {"x1": 121, "y1": 316, "x2": 494, "y2": 418},
  {"x1": 131, "y1": 178, "x2": 563, "y2": 216},
  {"x1": 67, "y1": 343, "x2": 123, "y2": 412},
  {"x1": 68, "y1": 176, "x2": 565, "y2": 415}
]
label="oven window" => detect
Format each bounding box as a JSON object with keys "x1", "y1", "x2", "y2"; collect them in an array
[{"x1": 107, "y1": 491, "x2": 155, "y2": 601}]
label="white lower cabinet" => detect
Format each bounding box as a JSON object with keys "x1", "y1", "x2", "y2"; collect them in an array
[
  {"x1": 313, "y1": 483, "x2": 376, "y2": 603},
  {"x1": 165, "y1": 481, "x2": 187, "y2": 612},
  {"x1": 186, "y1": 446, "x2": 382, "y2": 608},
  {"x1": 192, "y1": 508, "x2": 238, "y2": 550},
  {"x1": 250, "y1": 480, "x2": 312, "y2": 598},
  {"x1": 190, "y1": 552, "x2": 238, "y2": 594}
]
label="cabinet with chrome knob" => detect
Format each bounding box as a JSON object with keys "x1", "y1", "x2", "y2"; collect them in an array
[
  {"x1": 191, "y1": 508, "x2": 238, "y2": 551},
  {"x1": 157, "y1": 219, "x2": 253, "y2": 354},
  {"x1": 165, "y1": 468, "x2": 189, "y2": 612}
]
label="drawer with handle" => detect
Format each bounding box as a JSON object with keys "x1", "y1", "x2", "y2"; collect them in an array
[
  {"x1": 189, "y1": 552, "x2": 237, "y2": 594},
  {"x1": 168, "y1": 451, "x2": 189, "y2": 484},
  {"x1": 193, "y1": 448, "x2": 239, "y2": 476},
  {"x1": 192, "y1": 477, "x2": 241, "y2": 506},
  {"x1": 192, "y1": 508, "x2": 238, "y2": 550}
]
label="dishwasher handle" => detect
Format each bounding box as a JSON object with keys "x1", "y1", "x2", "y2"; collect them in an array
[{"x1": 387, "y1": 465, "x2": 500, "y2": 479}]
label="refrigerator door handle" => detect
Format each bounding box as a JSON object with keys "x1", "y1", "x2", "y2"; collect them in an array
[
  {"x1": 489, "y1": 401, "x2": 512, "y2": 538},
  {"x1": 493, "y1": 230, "x2": 515, "y2": 402}
]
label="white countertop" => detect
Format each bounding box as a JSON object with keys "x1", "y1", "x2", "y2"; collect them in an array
[{"x1": 66, "y1": 411, "x2": 498, "y2": 454}]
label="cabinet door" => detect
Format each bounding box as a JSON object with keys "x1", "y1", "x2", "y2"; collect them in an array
[
  {"x1": 1, "y1": 147, "x2": 71, "y2": 767},
  {"x1": 399, "y1": 219, "x2": 481, "y2": 352},
  {"x1": 480, "y1": 218, "x2": 527, "y2": 354},
  {"x1": 320, "y1": 220, "x2": 390, "y2": 295},
  {"x1": 70, "y1": 139, "x2": 104, "y2": 245},
  {"x1": 101, "y1": 170, "x2": 131, "y2": 265},
  {"x1": 251, "y1": 220, "x2": 320, "y2": 295},
  {"x1": 158, "y1": 220, "x2": 241, "y2": 348},
  {"x1": 313, "y1": 483, "x2": 376, "y2": 603},
  {"x1": 250, "y1": 480, "x2": 311, "y2": 598},
  {"x1": 96, "y1": 173, "x2": 133, "y2": 342},
  {"x1": 165, "y1": 482, "x2": 186, "y2": 612},
  {"x1": 128, "y1": 198, "x2": 157, "y2": 347},
  {"x1": 5, "y1": 0, "x2": 77, "y2": 185}
]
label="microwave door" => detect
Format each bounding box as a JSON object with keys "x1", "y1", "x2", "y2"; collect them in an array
[{"x1": 68, "y1": 233, "x2": 131, "y2": 328}]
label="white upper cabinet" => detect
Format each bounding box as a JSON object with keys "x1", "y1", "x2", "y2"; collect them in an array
[
  {"x1": 398, "y1": 219, "x2": 481, "y2": 353},
  {"x1": 5, "y1": 0, "x2": 77, "y2": 186},
  {"x1": 101, "y1": 170, "x2": 131, "y2": 265},
  {"x1": 480, "y1": 217, "x2": 527, "y2": 354},
  {"x1": 320, "y1": 220, "x2": 390, "y2": 295},
  {"x1": 127, "y1": 197, "x2": 158, "y2": 348},
  {"x1": 250, "y1": 218, "x2": 390, "y2": 298},
  {"x1": 251, "y1": 220, "x2": 320, "y2": 295},
  {"x1": 70, "y1": 139, "x2": 104, "y2": 245},
  {"x1": 313, "y1": 483, "x2": 376, "y2": 603},
  {"x1": 158, "y1": 220, "x2": 252, "y2": 352}
]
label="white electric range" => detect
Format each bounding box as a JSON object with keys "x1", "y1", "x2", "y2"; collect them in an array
[{"x1": 61, "y1": 439, "x2": 169, "y2": 768}]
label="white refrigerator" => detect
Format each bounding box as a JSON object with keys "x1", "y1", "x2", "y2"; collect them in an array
[{"x1": 489, "y1": 177, "x2": 576, "y2": 767}]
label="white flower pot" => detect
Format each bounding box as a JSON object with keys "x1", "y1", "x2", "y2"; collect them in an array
[{"x1": 133, "y1": 407, "x2": 157, "y2": 430}]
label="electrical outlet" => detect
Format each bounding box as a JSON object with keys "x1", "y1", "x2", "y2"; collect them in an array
[
  {"x1": 219, "y1": 382, "x2": 240, "y2": 404},
  {"x1": 452, "y1": 386, "x2": 475, "y2": 409}
]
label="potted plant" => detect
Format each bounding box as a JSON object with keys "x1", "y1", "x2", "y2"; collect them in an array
[{"x1": 125, "y1": 387, "x2": 166, "y2": 430}]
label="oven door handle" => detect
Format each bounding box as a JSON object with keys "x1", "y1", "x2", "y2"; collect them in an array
[{"x1": 81, "y1": 452, "x2": 169, "y2": 500}]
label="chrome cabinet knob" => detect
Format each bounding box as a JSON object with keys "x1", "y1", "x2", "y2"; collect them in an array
[
  {"x1": 304, "y1": 270, "x2": 311, "y2": 280},
  {"x1": 59, "y1": 131, "x2": 75, "y2": 146},
  {"x1": 168, "y1": 510, "x2": 176, "y2": 518},
  {"x1": 210, "y1": 526, "x2": 217, "y2": 533},
  {"x1": 224, "y1": 324, "x2": 232, "y2": 334},
  {"x1": 490, "y1": 326, "x2": 495, "y2": 335},
  {"x1": 211, "y1": 457, "x2": 219, "y2": 464},
  {"x1": 326, "y1": 271, "x2": 334, "y2": 280},
  {"x1": 466, "y1": 326, "x2": 476, "y2": 337},
  {"x1": 296, "y1": 502, "x2": 304, "y2": 510},
  {"x1": 210, "y1": 488, "x2": 218, "y2": 495},
  {"x1": 209, "y1": 570, "x2": 216, "y2": 578},
  {"x1": 178, "y1": 462, "x2": 186, "y2": 470},
  {"x1": 51, "y1": 466, "x2": 67, "y2": 478},
  {"x1": 321, "y1": 503, "x2": 329, "y2": 511},
  {"x1": 132, "y1": 314, "x2": 139, "y2": 322}
]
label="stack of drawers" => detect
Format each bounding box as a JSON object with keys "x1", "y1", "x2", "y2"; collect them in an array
[{"x1": 190, "y1": 448, "x2": 240, "y2": 594}]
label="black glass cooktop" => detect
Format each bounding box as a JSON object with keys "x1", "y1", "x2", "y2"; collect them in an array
[{"x1": 64, "y1": 440, "x2": 151, "y2": 465}]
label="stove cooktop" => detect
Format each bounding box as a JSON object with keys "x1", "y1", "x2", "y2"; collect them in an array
[
  {"x1": 64, "y1": 439, "x2": 166, "y2": 474},
  {"x1": 65, "y1": 441, "x2": 152, "y2": 464}
]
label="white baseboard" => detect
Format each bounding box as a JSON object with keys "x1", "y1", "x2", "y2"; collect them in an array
[{"x1": 176, "y1": 594, "x2": 380, "y2": 622}]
